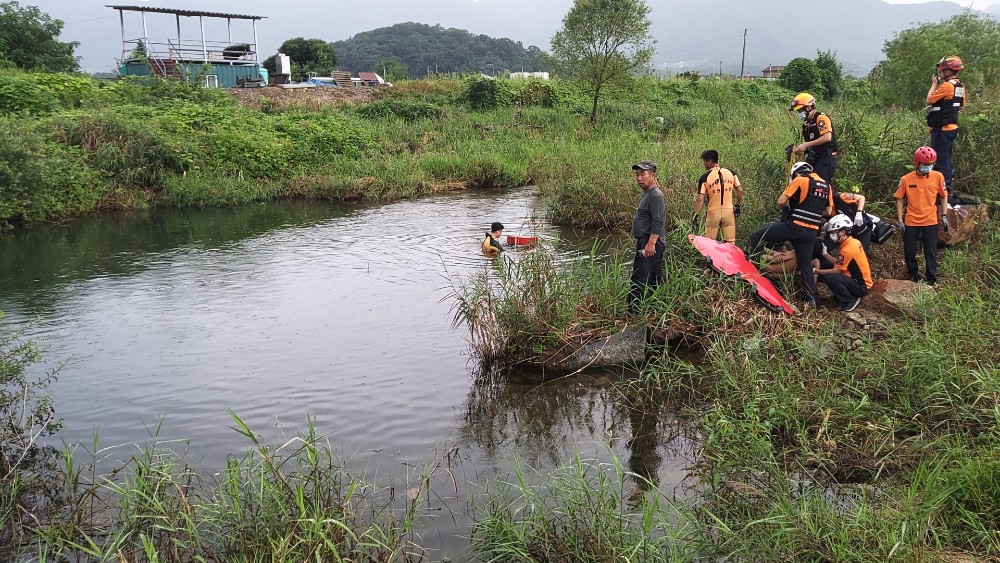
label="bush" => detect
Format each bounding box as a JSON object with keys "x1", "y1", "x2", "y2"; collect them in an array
[
  {"x1": 0, "y1": 73, "x2": 59, "y2": 114},
  {"x1": 354, "y1": 98, "x2": 444, "y2": 122},
  {"x1": 462, "y1": 76, "x2": 517, "y2": 110}
]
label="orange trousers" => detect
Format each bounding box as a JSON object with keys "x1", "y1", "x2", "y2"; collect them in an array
[{"x1": 705, "y1": 208, "x2": 736, "y2": 244}]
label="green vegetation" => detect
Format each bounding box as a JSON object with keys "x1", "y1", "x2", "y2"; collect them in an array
[
  {"x1": 547, "y1": 0, "x2": 654, "y2": 124},
  {"x1": 0, "y1": 1, "x2": 78, "y2": 73},
  {"x1": 872, "y1": 11, "x2": 1000, "y2": 109},
  {"x1": 780, "y1": 56, "x2": 825, "y2": 94},
  {"x1": 262, "y1": 37, "x2": 337, "y2": 80},
  {"x1": 331, "y1": 22, "x2": 543, "y2": 78}
]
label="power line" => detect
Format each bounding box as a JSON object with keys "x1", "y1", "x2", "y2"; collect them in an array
[
  {"x1": 62, "y1": 15, "x2": 117, "y2": 25},
  {"x1": 656, "y1": 32, "x2": 744, "y2": 57}
]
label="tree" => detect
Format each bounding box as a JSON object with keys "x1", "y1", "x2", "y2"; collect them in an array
[
  {"x1": 779, "y1": 57, "x2": 823, "y2": 95},
  {"x1": 814, "y1": 50, "x2": 843, "y2": 99},
  {"x1": 871, "y1": 11, "x2": 1000, "y2": 109},
  {"x1": 0, "y1": 2, "x2": 79, "y2": 72},
  {"x1": 548, "y1": 0, "x2": 654, "y2": 124},
  {"x1": 263, "y1": 37, "x2": 336, "y2": 78},
  {"x1": 373, "y1": 56, "x2": 408, "y2": 81}
]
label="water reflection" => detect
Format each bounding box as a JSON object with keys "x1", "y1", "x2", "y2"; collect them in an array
[{"x1": 459, "y1": 367, "x2": 699, "y2": 497}]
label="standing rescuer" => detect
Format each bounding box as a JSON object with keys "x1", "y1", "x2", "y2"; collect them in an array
[
  {"x1": 926, "y1": 55, "x2": 965, "y2": 192},
  {"x1": 896, "y1": 146, "x2": 949, "y2": 285},
  {"x1": 629, "y1": 160, "x2": 666, "y2": 315},
  {"x1": 790, "y1": 92, "x2": 838, "y2": 184},
  {"x1": 747, "y1": 161, "x2": 834, "y2": 309},
  {"x1": 692, "y1": 149, "x2": 743, "y2": 244}
]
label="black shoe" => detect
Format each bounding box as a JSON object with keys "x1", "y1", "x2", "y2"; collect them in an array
[
  {"x1": 908, "y1": 275, "x2": 920, "y2": 283},
  {"x1": 839, "y1": 298, "x2": 861, "y2": 312},
  {"x1": 927, "y1": 279, "x2": 936, "y2": 286}
]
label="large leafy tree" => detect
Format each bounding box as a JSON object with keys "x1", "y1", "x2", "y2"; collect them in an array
[
  {"x1": 814, "y1": 50, "x2": 843, "y2": 99},
  {"x1": 548, "y1": 0, "x2": 654, "y2": 124},
  {"x1": 263, "y1": 37, "x2": 336, "y2": 78},
  {"x1": 871, "y1": 11, "x2": 1000, "y2": 109},
  {"x1": 779, "y1": 57, "x2": 823, "y2": 95},
  {"x1": 0, "y1": 1, "x2": 79, "y2": 72}
]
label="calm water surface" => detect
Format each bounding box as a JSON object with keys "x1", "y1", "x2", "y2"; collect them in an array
[{"x1": 0, "y1": 189, "x2": 697, "y2": 560}]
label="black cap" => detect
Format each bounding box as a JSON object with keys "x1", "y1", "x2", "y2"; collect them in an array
[
  {"x1": 632, "y1": 160, "x2": 657, "y2": 172},
  {"x1": 490, "y1": 222, "x2": 504, "y2": 232}
]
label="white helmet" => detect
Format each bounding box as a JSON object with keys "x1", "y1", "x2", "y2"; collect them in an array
[
  {"x1": 828, "y1": 214, "x2": 854, "y2": 233},
  {"x1": 789, "y1": 161, "x2": 813, "y2": 182}
]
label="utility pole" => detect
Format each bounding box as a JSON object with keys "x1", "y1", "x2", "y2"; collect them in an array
[
  {"x1": 719, "y1": 61, "x2": 723, "y2": 77},
  {"x1": 740, "y1": 28, "x2": 747, "y2": 79}
]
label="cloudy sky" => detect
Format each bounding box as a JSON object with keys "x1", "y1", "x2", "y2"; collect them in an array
[{"x1": 35, "y1": 0, "x2": 992, "y2": 73}]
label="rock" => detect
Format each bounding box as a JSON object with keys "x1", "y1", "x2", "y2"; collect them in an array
[
  {"x1": 843, "y1": 311, "x2": 867, "y2": 327},
  {"x1": 800, "y1": 338, "x2": 838, "y2": 360},
  {"x1": 867, "y1": 279, "x2": 935, "y2": 318},
  {"x1": 939, "y1": 203, "x2": 989, "y2": 246},
  {"x1": 543, "y1": 324, "x2": 647, "y2": 373}
]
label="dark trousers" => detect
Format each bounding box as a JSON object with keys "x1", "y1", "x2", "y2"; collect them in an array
[
  {"x1": 748, "y1": 221, "x2": 820, "y2": 304},
  {"x1": 821, "y1": 273, "x2": 868, "y2": 304},
  {"x1": 930, "y1": 128, "x2": 958, "y2": 190},
  {"x1": 807, "y1": 153, "x2": 838, "y2": 184},
  {"x1": 629, "y1": 235, "x2": 664, "y2": 313},
  {"x1": 904, "y1": 224, "x2": 940, "y2": 283},
  {"x1": 855, "y1": 224, "x2": 873, "y2": 258}
]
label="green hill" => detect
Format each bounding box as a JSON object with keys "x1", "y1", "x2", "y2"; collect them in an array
[{"x1": 331, "y1": 22, "x2": 543, "y2": 78}]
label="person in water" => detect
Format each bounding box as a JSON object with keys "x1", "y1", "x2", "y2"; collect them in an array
[{"x1": 481, "y1": 222, "x2": 505, "y2": 256}]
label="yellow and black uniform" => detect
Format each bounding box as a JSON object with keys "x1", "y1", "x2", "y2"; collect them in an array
[
  {"x1": 803, "y1": 112, "x2": 838, "y2": 183},
  {"x1": 696, "y1": 166, "x2": 742, "y2": 244},
  {"x1": 895, "y1": 170, "x2": 948, "y2": 284},
  {"x1": 927, "y1": 78, "x2": 965, "y2": 189},
  {"x1": 783, "y1": 173, "x2": 834, "y2": 230},
  {"x1": 747, "y1": 172, "x2": 834, "y2": 305},
  {"x1": 482, "y1": 233, "x2": 504, "y2": 256},
  {"x1": 821, "y1": 235, "x2": 872, "y2": 308}
]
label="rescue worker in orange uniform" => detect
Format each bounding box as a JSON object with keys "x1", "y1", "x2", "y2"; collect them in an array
[
  {"x1": 896, "y1": 146, "x2": 949, "y2": 285},
  {"x1": 926, "y1": 55, "x2": 965, "y2": 192},
  {"x1": 816, "y1": 215, "x2": 873, "y2": 312},
  {"x1": 790, "y1": 92, "x2": 838, "y2": 184},
  {"x1": 692, "y1": 149, "x2": 744, "y2": 244},
  {"x1": 748, "y1": 161, "x2": 834, "y2": 309}
]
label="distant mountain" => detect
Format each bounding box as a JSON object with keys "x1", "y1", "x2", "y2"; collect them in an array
[
  {"x1": 985, "y1": 3, "x2": 1000, "y2": 15},
  {"x1": 332, "y1": 22, "x2": 542, "y2": 78},
  {"x1": 648, "y1": 0, "x2": 970, "y2": 76}
]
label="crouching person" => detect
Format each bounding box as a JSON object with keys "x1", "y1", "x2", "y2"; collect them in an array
[{"x1": 816, "y1": 215, "x2": 873, "y2": 312}]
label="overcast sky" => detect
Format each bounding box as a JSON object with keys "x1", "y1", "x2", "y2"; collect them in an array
[{"x1": 34, "y1": 0, "x2": 991, "y2": 73}]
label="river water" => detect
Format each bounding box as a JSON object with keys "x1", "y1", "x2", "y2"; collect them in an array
[{"x1": 0, "y1": 189, "x2": 697, "y2": 560}]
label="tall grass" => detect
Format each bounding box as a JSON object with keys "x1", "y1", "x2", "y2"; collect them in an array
[{"x1": 28, "y1": 412, "x2": 436, "y2": 562}]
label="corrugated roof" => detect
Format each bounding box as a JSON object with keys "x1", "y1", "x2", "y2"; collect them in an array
[{"x1": 106, "y1": 5, "x2": 265, "y2": 20}]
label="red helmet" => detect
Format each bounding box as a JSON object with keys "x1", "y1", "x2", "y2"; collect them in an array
[
  {"x1": 914, "y1": 146, "x2": 937, "y2": 166},
  {"x1": 937, "y1": 56, "x2": 963, "y2": 72}
]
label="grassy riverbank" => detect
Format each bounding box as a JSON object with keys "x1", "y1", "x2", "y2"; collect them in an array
[{"x1": 5, "y1": 69, "x2": 999, "y2": 231}]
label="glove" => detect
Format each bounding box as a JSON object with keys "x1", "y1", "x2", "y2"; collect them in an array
[
  {"x1": 854, "y1": 211, "x2": 864, "y2": 227},
  {"x1": 734, "y1": 205, "x2": 742, "y2": 219},
  {"x1": 941, "y1": 214, "x2": 950, "y2": 232},
  {"x1": 821, "y1": 243, "x2": 828, "y2": 256},
  {"x1": 898, "y1": 222, "x2": 906, "y2": 235},
  {"x1": 691, "y1": 213, "x2": 700, "y2": 231}
]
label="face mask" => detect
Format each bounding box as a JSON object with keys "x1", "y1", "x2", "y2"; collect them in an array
[
  {"x1": 919, "y1": 165, "x2": 934, "y2": 174},
  {"x1": 797, "y1": 111, "x2": 807, "y2": 121},
  {"x1": 829, "y1": 233, "x2": 841, "y2": 244}
]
